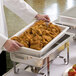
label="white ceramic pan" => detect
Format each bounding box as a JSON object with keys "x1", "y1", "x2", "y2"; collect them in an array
[{"x1": 11, "y1": 21, "x2": 69, "y2": 57}]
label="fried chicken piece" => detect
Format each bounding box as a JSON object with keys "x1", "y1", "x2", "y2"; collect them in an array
[
  {"x1": 30, "y1": 39, "x2": 43, "y2": 50},
  {"x1": 25, "y1": 33, "x2": 33, "y2": 40},
  {"x1": 33, "y1": 35, "x2": 42, "y2": 41},
  {"x1": 55, "y1": 25, "x2": 61, "y2": 33},
  {"x1": 36, "y1": 29, "x2": 42, "y2": 36},
  {"x1": 11, "y1": 36, "x2": 21, "y2": 42},
  {"x1": 48, "y1": 23, "x2": 61, "y2": 34},
  {"x1": 42, "y1": 35, "x2": 52, "y2": 42},
  {"x1": 30, "y1": 44, "x2": 42, "y2": 50},
  {"x1": 42, "y1": 39, "x2": 48, "y2": 46},
  {"x1": 11, "y1": 36, "x2": 29, "y2": 47},
  {"x1": 47, "y1": 23, "x2": 61, "y2": 38},
  {"x1": 25, "y1": 28, "x2": 32, "y2": 34},
  {"x1": 30, "y1": 42, "x2": 43, "y2": 50},
  {"x1": 20, "y1": 40, "x2": 29, "y2": 47},
  {"x1": 42, "y1": 30, "x2": 50, "y2": 35},
  {"x1": 49, "y1": 34, "x2": 57, "y2": 38},
  {"x1": 19, "y1": 32, "x2": 26, "y2": 39},
  {"x1": 31, "y1": 29, "x2": 37, "y2": 36},
  {"x1": 33, "y1": 20, "x2": 46, "y2": 26},
  {"x1": 30, "y1": 39, "x2": 41, "y2": 45}
]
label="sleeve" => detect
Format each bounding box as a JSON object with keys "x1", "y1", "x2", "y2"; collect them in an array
[
  {"x1": 0, "y1": 0, "x2": 8, "y2": 53},
  {"x1": 4, "y1": 0, "x2": 38, "y2": 23},
  {"x1": 0, "y1": 34, "x2": 8, "y2": 53}
]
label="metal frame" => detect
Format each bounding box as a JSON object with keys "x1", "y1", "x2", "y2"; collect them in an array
[
  {"x1": 13, "y1": 42, "x2": 69, "y2": 76},
  {"x1": 11, "y1": 32, "x2": 74, "y2": 76},
  {"x1": 57, "y1": 42, "x2": 69, "y2": 65},
  {"x1": 13, "y1": 62, "x2": 46, "y2": 76}
]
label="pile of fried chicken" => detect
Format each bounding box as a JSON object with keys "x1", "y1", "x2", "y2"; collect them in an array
[{"x1": 11, "y1": 20, "x2": 61, "y2": 50}]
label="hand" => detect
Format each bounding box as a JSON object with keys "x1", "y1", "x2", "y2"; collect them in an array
[
  {"x1": 35, "y1": 14, "x2": 50, "y2": 22},
  {"x1": 3, "y1": 39, "x2": 23, "y2": 52}
]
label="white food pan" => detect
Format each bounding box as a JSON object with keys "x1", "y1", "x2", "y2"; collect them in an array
[{"x1": 11, "y1": 21, "x2": 69, "y2": 57}]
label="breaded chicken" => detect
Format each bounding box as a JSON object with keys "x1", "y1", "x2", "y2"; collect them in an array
[{"x1": 11, "y1": 20, "x2": 61, "y2": 50}]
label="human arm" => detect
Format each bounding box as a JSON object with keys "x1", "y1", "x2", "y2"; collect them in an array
[
  {"x1": 0, "y1": 0, "x2": 23, "y2": 53},
  {"x1": 35, "y1": 14, "x2": 50, "y2": 22},
  {"x1": 0, "y1": 33, "x2": 23, "y2": 53},
  {"x1": 0, "y1": 0, "x2": 50, "y2": 53},
  {"x1": 4, "y1": 0, "x2": 50, "y2": 23},
  {"x1": 3, "y1": 39, "x2": 23, "y2": 52},
  {"x1": 0, "y1": 34, "x2": 8, "y2": 53},
  {"x1": 4, "y1": 0, "x2": 38, "y2": 23}
]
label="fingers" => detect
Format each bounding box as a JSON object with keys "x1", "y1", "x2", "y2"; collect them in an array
[
  {"x1": 43, "y1": 18, "x2": 49, "y2": 22},
  {"x1": 40, "y1": 15, "x2": 50, "y2": 22},
  {"x1": 8, "y1": 42, "x2": 20, "y2": 52},
  {"x1": 10, "y1": 41, "x2": 23, "y2": 51},
  {"x1": 37, "y1": 17, "x2": 50, "y2": 22},
  {"x1": 41, "y1": 17, "x2": 50, "y2": 22},
  {"x1": 13, "y1": 42, "x2": 20, "y2": 50},
  {"x1": 45, "y1": 15, "x2": 50, "y2": 22},
  {"x1": 35, "y1": 14, "x2": 50, "y2": 22},
  {"x1": 3, "y1": 39, "x2": 23, "y2": 52},
  {"x1": 15, "y1": 41, "x2": 24, "y2": 47}
]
